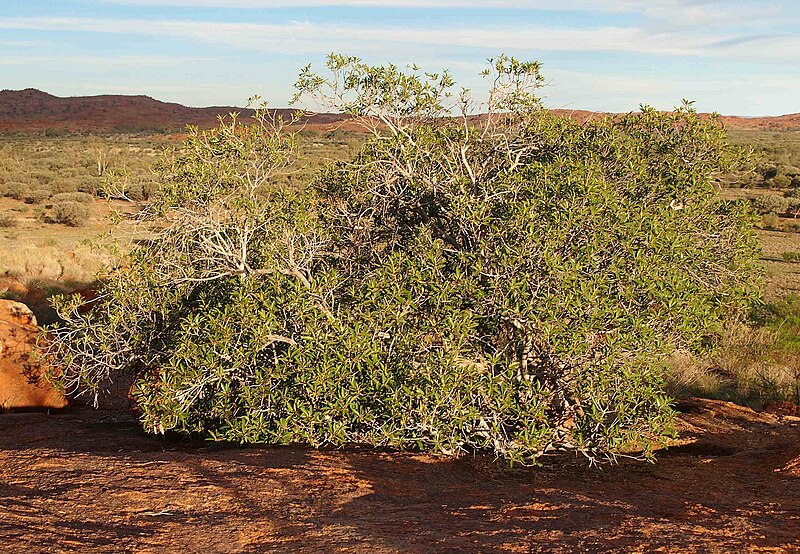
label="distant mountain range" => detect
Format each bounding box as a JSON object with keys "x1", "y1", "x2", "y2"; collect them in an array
[
  {"x1": 0, "y1": 88, "x2": 347, "y2": 133},
  {"x1": 1, "y1": 88, "x2": 798, "y2": 133}
]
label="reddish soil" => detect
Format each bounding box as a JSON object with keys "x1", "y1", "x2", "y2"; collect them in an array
[{"x1": 1, "y1": 398, "x2": 798, "y2": 553}]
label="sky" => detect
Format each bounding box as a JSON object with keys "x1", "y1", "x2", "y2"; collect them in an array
[{"x1": 0, "y1": 0, "x2": 797, "y2": 116}]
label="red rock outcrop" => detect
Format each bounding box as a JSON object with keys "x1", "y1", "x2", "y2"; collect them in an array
[
  {"x1": 0, "y1": 300, "x2": 68, "y2": 410},
  {"x1": 764, "y1": 401, "x2": 800, "y2": 417}
]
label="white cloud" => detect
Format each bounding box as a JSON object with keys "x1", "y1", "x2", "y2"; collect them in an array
[
  {"x1": 90, "y1": 0, "x2": 800, "y2": 27},
  {"x1": 544, "y1": 67, "x2": 800, "y2": 116},
  {"x1": 0, "y1": 15, "x2": 795, "y2": 60},
  {"x1": 0, "y1": 54, "x2": 218, "y2": 67},
  {"x1": 0, "y1": 39, "x2": 54, "y2": 48},
  {"x1": 94, "y1": 0, "x2": 631, "y2": 10}
]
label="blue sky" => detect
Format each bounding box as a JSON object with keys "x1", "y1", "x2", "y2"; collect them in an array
[{"x1": 0, "y1": 1, "x2": 797, "y2": 115}]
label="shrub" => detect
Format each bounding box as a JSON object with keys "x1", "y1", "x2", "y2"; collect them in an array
[
  {"x1": 50, "y1": 178, "x2": 81, "y2": 194},
  {"x1": 77, "y1": 178, "x2": 102, "y2": 195},
  {"x1": 0, "y1": 212, "x2": 16, "y2": 228},
  {"x1": 762, "y1": 212, "x2": 781, "y2": 230},
  {"x1": 770, "y1": 174, "x2": 793, "y2": 189},
  {"x1": 101, "y1": 176, "x2": 158, "y2": 202},
  {"x1": 0, "y1": 181, "x2": 29, "y2": 200},
  {"x1": 23, "y1": 188, "x2": 52, "y2": 204},
  {"x1": 753, "y1": 194, "x2": 790, "y2": 216},
  {"x1": 0, "y1": 181, "x2": 21, "y2": 199},
  {"x1": 51, "y1": 192, "x2": 94, "y2": 204},
  {"x1": 47, "y1": 56, "x2": 762, "y2": 465},
  {"x1": 127, "y1": 180, "x2": 158, "y2": 201},
  {"x1": 788, "y1": 198, "x2": 800, "y2": 219},
  {"x1": 50, "y1": 201, "x2": 90, "y2": 226},
  {"x1": 28, "y1": 169, "x2": 55, "y2": 185},
  {"x1": 13, "y1": 174, "x2": 41, "y2": 187}
]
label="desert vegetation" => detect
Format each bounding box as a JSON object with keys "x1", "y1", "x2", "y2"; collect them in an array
[
  {"x1": 665, "y1": 129, "x2": 800, "y2": 407},
  {"x1": 0, "y1": 56, "x2": 798, "y2": 464},
  {"x1": 0, "y1": 124, "x2": 361, "y2": 315},
  {"x1": 37, "y1": 55, "x2": 772, "y2": 466}
]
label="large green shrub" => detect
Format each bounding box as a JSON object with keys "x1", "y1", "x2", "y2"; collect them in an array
[{"x1": 47, "y1": 57, "x2": 762, "y2": 465}]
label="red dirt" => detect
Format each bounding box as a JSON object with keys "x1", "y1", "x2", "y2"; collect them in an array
[{"x1": 1, "y1": 398, "x2": 798, "y2": 552}]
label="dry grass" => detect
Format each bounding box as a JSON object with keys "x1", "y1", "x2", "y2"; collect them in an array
[
  {"x1": 663, "y1": 130, "x2": 800, "y2": 407},
  {"x1": 667, "y1": 298, "x2": 800, "y2": 408},
  {"x1": 0, "y1": 197, "x2": 123, "y2": 284},
  {"x1": 0, "y1": 244, "x2": 108, "y2": 284},
  {"x1": 667, "y1": 339, "x2": 800, "y2": 409}
]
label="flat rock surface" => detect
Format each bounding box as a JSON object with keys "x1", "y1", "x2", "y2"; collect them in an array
[{"x1": 1, "y1": 398, "x2": 799, "y2": 553}]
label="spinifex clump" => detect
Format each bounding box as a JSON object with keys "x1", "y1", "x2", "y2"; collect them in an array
[{"x1": 47, "y1": 55, "x2": 761, "y2": 465}]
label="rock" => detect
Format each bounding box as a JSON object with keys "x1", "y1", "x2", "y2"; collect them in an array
[
  {"x1": 0, "y1": 299, "x2": 68, "y2": 410},
  {"x1": 0, "y1": 277, "x2": 27, "y2": 298},
  {"x1": 764, "y1": 401, "x2": 800, "y2": 417}
]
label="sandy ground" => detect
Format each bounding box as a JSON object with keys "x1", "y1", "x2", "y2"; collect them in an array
[{"x1": 1, "y1": 398, "x2": 799, "y2": 553}]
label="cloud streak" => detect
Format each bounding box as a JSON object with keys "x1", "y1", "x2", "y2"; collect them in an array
[
  {"x1": 0, "y1": 54, "x2": 218, "y2": 67},
  {"x1": 2, "y1": 2, "x2": 796, "y2": 115},
  {"x1": 93, "y1": 0, "x2": 631, "y2": 10},
  {"x1": 0, "y1": 16, "x2": 796, "y2": 60},
  {"x1": 91, "y1": 0, "x2": 799, "y2": 28}
]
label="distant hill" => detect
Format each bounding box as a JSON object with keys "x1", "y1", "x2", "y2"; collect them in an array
[
  {"x1": 546, "y1": 108, "x2": 800, "y2": 131},
  {"x1": 0, "y1": 88, "x2": 348, "y2": 133},
  {"x1": 0, "y1": 88, "x2": 798, "y2": 133},
  {"x1": 715, "y1": 113, "x2": 800, "y2": 131}
]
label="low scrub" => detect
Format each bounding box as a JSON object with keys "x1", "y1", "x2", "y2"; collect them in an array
[
  {"x1": 47, "y1": 56, "x2": 762, "y2": 465},
  {"x1": 50, "y1": 178, "x2": 82, "y2": 194},
  {"x1": 50, "y1": 201, "x2": 90, "y2": 227},
  {"x1": 1, "y1": 182, "x2": 27, "y2": 200},
  {"x1": 51, "y1": 192, "x2": 94, "y2": 204},
  {"x1": 753, "y1": 194, "x2": 791, "y2": 216},
  {"x1": 24, "y1": 188, "x2": 52, "y2": 205},
  {"x1": 762, "y1": 212, "x2": 782, "y2": 230},
  {"x1": 0, "y1": 212, "x2": 16, "y2": 228}
]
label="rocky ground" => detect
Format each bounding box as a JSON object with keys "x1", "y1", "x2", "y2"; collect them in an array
[{"x1": 1, "y1": 398, "x2": 799, "y2": 553}]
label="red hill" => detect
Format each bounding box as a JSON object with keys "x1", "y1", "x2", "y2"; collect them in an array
[
  {"x1": 0, "y1": 89, "x2": 798, "y2": 133},
  {"x1": 0, "y1": 88, "x2": 347, "y2": 133},
  {"x1": 547, "y1": 108, "x2": 800, "y2": 131}
]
